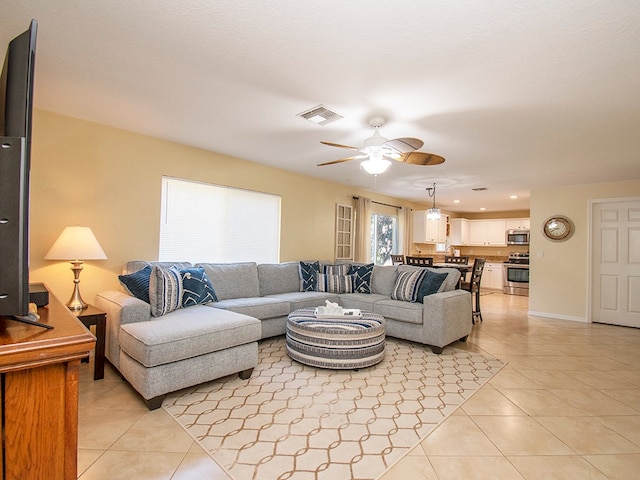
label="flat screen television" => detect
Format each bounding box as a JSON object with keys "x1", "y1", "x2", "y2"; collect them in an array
[{"x1": 0, "y1": 19, "x2": 42, "y2": 325}]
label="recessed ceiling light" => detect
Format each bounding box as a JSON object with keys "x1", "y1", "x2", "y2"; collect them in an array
[
  {"x1": 453, "y1": 199, "x2": 460, "y2": 204},
  {"x1": 480, "y1": 207, "x2": 486, "y2": 211},
  {"x1": 510, "y1": 195, "x2": 518, "y2": 199}
]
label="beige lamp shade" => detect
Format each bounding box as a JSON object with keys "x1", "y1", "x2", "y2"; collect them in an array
[{"x1": 45, "y1": 226, "x2": 107, "y2": 261}]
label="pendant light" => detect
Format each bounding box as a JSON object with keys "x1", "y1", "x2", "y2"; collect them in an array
[{"x1": 426, "y1": 183, "x2": 441, "y2": 220}]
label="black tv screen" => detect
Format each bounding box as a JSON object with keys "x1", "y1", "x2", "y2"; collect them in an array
[{"x1": 0, "y1": 19, "x2": 37, "y2": 317}]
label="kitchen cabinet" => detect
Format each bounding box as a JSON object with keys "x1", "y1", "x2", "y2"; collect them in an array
[
  {"x1": 468, "y1": 219, "x2": 507, "y2": 246},
  {"x1": 482, "y1": 262, "x2": 504, "y2": 290},
  {"x1": 449, "y1": 218, "x2": 469, "y2": 246},
  {"x1": 505, "y1": 218, "x2": 530, "y2": 230},
  {"x1": 413, "y1": 211, "x2": 448, "y2": 243}
]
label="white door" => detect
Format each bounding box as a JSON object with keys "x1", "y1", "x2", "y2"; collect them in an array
[{"x1": 591, "y1": 199, "x2": 640, "y2": 328}]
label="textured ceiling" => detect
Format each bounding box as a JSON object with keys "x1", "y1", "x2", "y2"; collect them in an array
[{"x1": 2, "y1": 1, "x2": 639, "y2": 212}]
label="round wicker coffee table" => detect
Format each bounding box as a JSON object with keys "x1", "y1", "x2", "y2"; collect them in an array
[{"x1": 286, "y1": 308, "x2": 385, "y2": 369}]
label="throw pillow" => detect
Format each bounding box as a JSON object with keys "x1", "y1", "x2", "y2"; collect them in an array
[
  {"x1": 118, "y1": 265, "x2": 152, "y2": 303},
  {"x1": 317, "y1": 273, "x2": 354, "y2": 294},
  {"x1": 391, "y1": 269, "x2": 427, "y2": 302},
  {"x1": 348, "y1": 263, "x2": 374, "y2": 294},
  {"x1": 323, "y1": 264, "x2": 349, "y2": 275},
  {"x1": 181, "y1": 267, "x2": 218, "y2": 307},
  {"x1": 415, "y1": 269, "x2": 448, "y2": 303},
  {"x1": 299, "y1": 261, "x2": 320, "y2": 292},
  {"x1": 149, "y1": 265, "x2": 183, "y2": 317}
]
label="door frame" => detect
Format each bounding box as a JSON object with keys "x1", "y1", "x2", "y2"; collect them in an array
[{"x1": 587, "y1": 196, "x2": 640, "y2": 324}]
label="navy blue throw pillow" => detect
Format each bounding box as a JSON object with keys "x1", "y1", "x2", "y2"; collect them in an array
[
  {"x1": 348, "y1": 263, "x2": 374, "y2": 294},
  {"x1": 416, "y1": 269, "x2": 448, "y2": 303},
  {"x1": 180, "y1": 267, "x2": 218, "y2": 307},
  {"x1": 299, "y1": 261, "x2": 320, "y2": 291},
  {"x1": 118, "y1": 266, "x2": 152, "y2": 303}
]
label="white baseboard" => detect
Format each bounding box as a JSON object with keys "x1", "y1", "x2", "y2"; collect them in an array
[{"x1": 527, "y1": 310, "x2": 588, "y2": 323}]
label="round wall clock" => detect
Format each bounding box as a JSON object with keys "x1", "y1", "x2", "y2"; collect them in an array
[{"x1": 542, "y1": 215, "x2": 574, "y2": 242}]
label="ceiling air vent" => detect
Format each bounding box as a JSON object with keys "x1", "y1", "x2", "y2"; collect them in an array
[
  {"x1": 297, "y1": 105, "x2": 343, "y2": 126},
  {"x1": 472, "y1": 187, "x2": 489, "y2": 191}
]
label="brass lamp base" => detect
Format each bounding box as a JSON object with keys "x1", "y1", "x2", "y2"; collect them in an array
[{"x1": 66, "y1": 260, "x2": 88, "y2": 311}]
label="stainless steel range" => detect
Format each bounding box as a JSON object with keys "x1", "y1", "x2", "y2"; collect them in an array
[{"x1": 503, "y1": 252, "x2": 529, "y2": 296}]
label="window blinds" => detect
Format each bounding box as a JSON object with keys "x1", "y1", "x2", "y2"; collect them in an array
[{"x1": 159, "y1": 177, "x2": 281, "y2": 264}]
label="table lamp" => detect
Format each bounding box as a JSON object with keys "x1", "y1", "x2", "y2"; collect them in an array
[{"x1": 45, "y1": 226, "x2": 107, "y2": 311}]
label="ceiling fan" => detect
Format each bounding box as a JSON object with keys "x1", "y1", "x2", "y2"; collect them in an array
[{"x1": 317, "y1": 117, "x2": 445, "y2": 175}]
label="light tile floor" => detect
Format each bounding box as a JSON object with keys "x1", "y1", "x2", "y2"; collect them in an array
[{"x1": 78, "y1": 292, "x2": 640, "y2": 479}]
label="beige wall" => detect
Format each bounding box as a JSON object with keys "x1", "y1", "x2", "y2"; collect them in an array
[
  {"x1": 529, "y1": 179, "x2": 640, "y2": 321},
  {"x1": 27, "y1": 110, "x2": 638, "y2": 321},
  {"x1": 28, "y1": 110, "x2": 424, "y2": 305}
]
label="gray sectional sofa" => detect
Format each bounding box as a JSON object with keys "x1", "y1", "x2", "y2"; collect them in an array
[{"x1": 96, "y1": 260, "x2": 472, "y2": 409}]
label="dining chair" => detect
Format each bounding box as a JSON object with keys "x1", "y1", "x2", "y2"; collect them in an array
[
  {"x1": 444, "y1": 255, "x2": 469, "y2": 265},
  {"x1": 460, "y1": 257, "x2": 486, "y2": 324},
  {"x1": 390, "y1": 254, "x2": 405, "y2": 265},
  {"x1": 405, "y1": 256, "x2": 433, "y2": 266}
]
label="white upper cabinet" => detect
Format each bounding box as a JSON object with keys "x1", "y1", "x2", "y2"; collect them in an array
[
  {"x1": 450, "y1": 217, "x2": 530, "y2": 246},
  {"x1": 413, "y1": 211, "x2": 448, "y2": 243},
  {"x1": 505, "y1": 218, "x2": 531, "y2": 230},
  {"x1": 468, "y1": 219, "x2": 507, "y2": 246},
  {"x1": 449, "y1": 218, "x2": 470, "y2": 246}
]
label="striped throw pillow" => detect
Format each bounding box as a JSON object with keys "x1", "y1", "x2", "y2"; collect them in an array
[
  {"x1": 391, "y1": 269, "x2": 427, "y2": 302},
  {"x1": 317, "y1": 273, "x2": 354, "y2": 294}
]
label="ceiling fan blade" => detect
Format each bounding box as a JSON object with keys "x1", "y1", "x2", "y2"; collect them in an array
[
  {"x1": 320, "y1": 141, "x2": 360, "y2": 150},
  {"x1": 384, "y1": 137, "x2": 424, "y2": 152},
  {"x1": 316, "y1": 156, "x2": 361, "y2": 166},
  {"x1": 397, "y1": 151, "x2": 446, "y2": 166}
]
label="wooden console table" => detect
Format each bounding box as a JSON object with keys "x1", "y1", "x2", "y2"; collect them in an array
[{"x1": 0, "y1": 290, "x2": 96, "y2": 480}]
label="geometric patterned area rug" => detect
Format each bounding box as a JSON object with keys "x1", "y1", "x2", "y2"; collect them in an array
[{"x1": 164, "y1": 336, "x2": 504, "y2": 480}]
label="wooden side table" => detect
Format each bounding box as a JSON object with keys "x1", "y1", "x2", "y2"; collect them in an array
[{"x1": 73, "y1": 305, "x2": 106, "y2": 380}]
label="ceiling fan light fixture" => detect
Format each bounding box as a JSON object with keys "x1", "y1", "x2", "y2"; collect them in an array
[{"x1": 361, "y1": 156, "x2": 391, "y2": 175}]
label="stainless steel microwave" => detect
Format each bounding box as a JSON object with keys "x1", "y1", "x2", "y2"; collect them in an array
[{"x1": 506, "y1": 229, "x2": 530, "y2": 245}]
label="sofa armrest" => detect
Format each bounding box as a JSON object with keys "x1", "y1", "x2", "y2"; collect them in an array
[
  {"x1": 95, "y1": 290, "x2": 151, "y2": 325},
  {"x1": 95, "y1": 290, "x2": 151, "y2": 369},
  {"x1": 421, "y1": 289, "x2": 472, "y2": 348}
]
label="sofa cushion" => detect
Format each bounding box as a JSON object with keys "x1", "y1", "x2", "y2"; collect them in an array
[
  {"x1": 119, "y1": 306, "x2": 261, "y2": 367},
  {"x1": 317, "y1": 273, "x2": 354, "y2": 294},
  {"x1": 149, "y1": 265, "x2": 183, "y2": 317},
  {"x1": 299, "y1": 260, "x2": 320, "y2": 292},
  {"x1": 370, "y1": 265, "x2": 398, "y2": 296},
  {"x1": 181, "y1": 267, "x2": 218, "y2": 306},
  {"x1": 211, "y1": 296, "x2": 290, "y2": 320},
  {"x1": 196, "y1": 262, "x2": 260, "y2": 300},
  {"x1": 338, "y1": 292, "x2": 389, "y2": 312},
  {"x1": 348, "y1": 263, "x2": 374, "y2": 294},
  {"x1": 118, "y1": 265, "x2": 152, "y2": 303},
  {"x1": 416, "y1": 269, "x2": 448, "y2": 302},
  {"x1": 374, "y1": 298, "x2": 425, "y2": 325},
  {"x1": 266, "y1": 291, "x2": 339, "y2": 311},
  {"x1": 258, "y1": 262, "x2": 300, "y2": 296},
  {"x1": 391, "y1": 269, "x2": 426, "y2": 302}
]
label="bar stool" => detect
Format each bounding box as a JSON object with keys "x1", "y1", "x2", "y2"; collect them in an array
[
  {"x1": 460, "y1": 258, "x2": 485, "y2": 324},
  {"x1": 391, "y1": 254, "x2": 405, "y2": 265},
  {"x1": 406, "y1": 256, "x2": 433, "y2": 266}
]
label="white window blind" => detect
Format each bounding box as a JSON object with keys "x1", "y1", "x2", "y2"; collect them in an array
[{"x1": 159, "y1": 177, "x2": 281, "y2": 263}]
